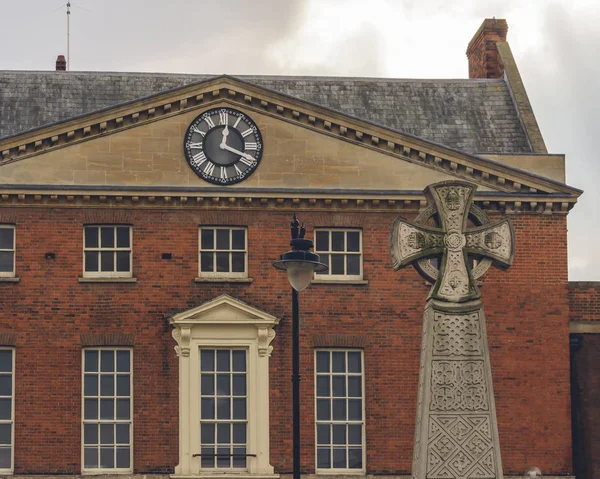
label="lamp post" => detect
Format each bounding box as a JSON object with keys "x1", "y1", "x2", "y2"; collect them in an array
[{"x1": 273, "y1": 214, "x2": 328, "y2": 479}]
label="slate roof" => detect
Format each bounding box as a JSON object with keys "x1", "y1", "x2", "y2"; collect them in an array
[{"x1": 0, "y1": 71, "x2": 532, "y2": 154}]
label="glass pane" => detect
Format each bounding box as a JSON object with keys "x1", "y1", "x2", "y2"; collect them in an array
[
  {"x1": 116, "y1": 351, "x2": 130, "y2": 372},
  {"x1": 84, "y1": 398, "x2": 98, "y2": 420},
  {"x1": 231, "y1": 229, "x2": 245, "y2": 250},
  {"x1": 216, "y1": 252, "x2": 229, "y2": 272},
  {"x1": 331, "y1": 254, "x2": 344, "y2": 275},
  {"x1": 116, "y1": 252, "x2": 130, "y2": 272},
  {"x1": 100, "y1": 447, "x2": 114, "y2": 468},
  {"x1": 332, "y1": 399, "x2": 346, "y2": 420},
  {"x1": 116, "y1": 227, "x2": 130, "y2": 247},
  {"x1": 231, "y1": 252, "x2": 245, "y2": 272},
  {"x1": 317, "y1": 424, "x2": 330, "y2": 445},
  {"x1": 201, "y1": 229, "x2": 214, "y2": 250},
  {"x1": 320, "y1": 253, "x2": 329, "y2": 271},
  {"x1": 201, "y1": 398, "x2": 215, "y2": 419},
  {"x1": 100, "y1": 251, "x2": 115, "y2": 272},
  {"x1": 333, "y1": 448, "x2": 346, "y2": 468},
  {"x1": 348, "y1": 399, "x2": 362, "y2": 420},
  {"x1": 0, "y1": 252, "x2": 13, "y2": 273},
  {"x1": 317, "y1": 447, "x2": 331, "y2": 468},
  {"x1": 100, "y1": 423, "x2": 114, "y2": 445},
  {"x1": 84, "y1": 374, "x2": 98, "y2": 396},
  {"x1": 0, "y1": 376, "x2": 11, "y2": 396},
  {"x1": 332, "y1": 352, "x2": 346, "y2": 372},
  {"x1": 216, "y1": 350, "x2": 230, "y2": 371},
  {"x1": 100, "y1": 227, "x2": 115, "y2": 248},
  {"x1": 0, "y1": 424, "x2": 10, "y2": 445},
  {"x1": 116, "y1": 424, "x2": 129, "y2": 444},
  {"x1": 216, "y1": 229, "x2": 229, "y2": 250},
  {"x1": 233, "y1": 423, "x2": 246, "y2": 444},
  {"x1": 0, "y1": 447, "x2": 11, "y2": 469},
  {"x1": 232, "y1": 374, "x2": 246, "y2": 396},
  {"x1": 347, "y1": 231, "x2": 360, "y2": 252},
  {"x1": 0, "y1": 351, "x2": 11, "y2": 373},
  {"x1": 317, "y1": 376, "x2": 329, "y2": 397},
  {"x1": 84, "y1": 227, "x2": 98, "y2": 248},
  {"x1": 201, "y1": 423, "x2": 215, "y2": 444},
  {"x1": 116, "y1": 446, "x2": 130, "y2": 468},
  {"x1": 84, "y1": 251, "x2": 99, "y2": 272},
  {"x1": 232, "y1": 351, "x2": 245, "y2": 372},
  {"x1": 200, "y1": 252, "x2": 214, "y2": 272},
  {"x1": 216, "y1": 374, "x2": 230, "y2": 396},
  {"x1": 201, "y1": 446, "x2": 214, "y2": 468},
  {"x1": 348, "y1": 352, "x2": 361, "y2": 373},
  {"x1": 331, "y1": 231, "x2": 344, "y2": 251},
  {"x1": 0, "y1": 229, "x2": 13, "y2": 250},
  {"x1": 232, "y1": 446, "x2": 246, "y2": 468},
  {"x1": 217, "y1": 398, "x2": 230, "y2": 419},
  {"x1": 315, "y1": 231, "x2": 329, "y2": 252},
  {"x1": 116, "y1": 375, "x2": 130, "y2": 397},
  {"x1": 232, "y1": 398, "x2": 246, "y2": 419},
  {"x1": 332, "y1": 377, "x2": 345, "y2": 397},
  {"x1": 100, "y1": 376, "x2": 114, "y2": 396},
  {"x1": 348, "y1": 424, "x2": 362, "y2": 445},
  {"x1": 201, "y1": 374, "x2": 214, "y2": 395},
  {"x1": 217, "y1": 423, "x2": 230, "y2": 444},
  {"x1": 216, "y1": 446, "x2": 230, "y2": 468},
  {"x1": 85, "y1": 351, "x2": 99, "y2": 372},
  {"x1": 316, "y1": 351, "x2": 330, "y2": 373},
  {"x1": 84, "y1": 423, "x2": 98, "y2": 445},
  {"x1": 0, "y1": 399, "x2": 9, "y2": 420},
  {"x1": 100, "y1": 398, "x2": 114, "y2": 420},
  {"x1": 84, "y1": 447, "x2": 98, "y2": 468},
  {"x1": 116, "y1": 398, "x2": 130, "y2": 420},
  {"x1": 347, "y1": 255, "x2": 360, "y2": 276},
  {"x1": 316, "y1": 399, "x2": 330, "y2": 420},
  {"x1": 101, "y1": 350, "x2": 114, "y2": 372},
  {"x1": 348, "y1": 447, "x2": 362, "y2": 468},
  {"x1": 332, "y1": 424, "x2": 346, "y2": 445},
  {"x1": 201, "y1": 350, "x2": 215, "y2": 371},
  {"x1": 348, "y1": 377, "x2": 361, "y2": 397}
]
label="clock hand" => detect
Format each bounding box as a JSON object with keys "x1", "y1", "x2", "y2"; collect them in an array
[{"x1": 220, "y1": 143, "x2": 255, "y2": 161}]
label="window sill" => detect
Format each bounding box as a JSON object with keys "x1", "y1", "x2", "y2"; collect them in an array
[
  {"x1": 82, "y1": 470, "x2": 133, "y2": 475},
  {"x1": 0, "y1": 277, "x2": 19, "y2": 283},
  {"x1": 171, "y1": 475, "x2": 279, "y2": 479},
  {"x1": 195, "y1": 277, "x2": 254, "y2": 284},
  {"x1": 79, "y1": 277, "x2": 137, "y2": 283},
  {"x1": 311, "y1": 279, "x2": 369, "y2": 286}
]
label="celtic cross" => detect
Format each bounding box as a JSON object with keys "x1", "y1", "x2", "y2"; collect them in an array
[{"x1": 390, "y1": 180, "x2": 514, "y2": 303}]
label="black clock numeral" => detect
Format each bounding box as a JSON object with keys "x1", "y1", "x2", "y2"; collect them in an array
[{"x1": 205, "y1": 116, "x2": 216, "y2": 129}]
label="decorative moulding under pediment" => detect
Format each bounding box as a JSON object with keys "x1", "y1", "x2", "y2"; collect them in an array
[{"x1": 0, "y1": 75, "x2": 581, "y2": 199}]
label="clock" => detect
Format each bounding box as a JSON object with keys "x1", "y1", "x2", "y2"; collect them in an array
[{"x1": 183, "y1": 108, "x2": 263, "y2": 185}]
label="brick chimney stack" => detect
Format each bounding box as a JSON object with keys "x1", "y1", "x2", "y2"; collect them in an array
[
  {"x1": 56, "y1": 55, "x2": 67, "y2": 71},
  {"x1": 466, "y1": 18, "x2": 508, "y2": 79}
]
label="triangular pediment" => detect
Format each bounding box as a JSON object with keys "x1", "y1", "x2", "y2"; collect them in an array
[
  {"x1": 0, "y1": 75, "x2": 581, "y2": 202},
  {"x1": 170, "y1": 294, "x2": 280, "y2": 326}
]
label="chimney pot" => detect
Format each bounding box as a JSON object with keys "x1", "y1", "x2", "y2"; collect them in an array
[
  {"x1": 466, "y1": 18, "x2": 508, "y2": 79},
  {"x1": 56, "y1": 55, "x2": 67, "y2": 71}
]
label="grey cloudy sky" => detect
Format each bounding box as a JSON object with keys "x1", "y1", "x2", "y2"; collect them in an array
[{"x1": 0, "y1": 0, "x2": 598, "y2": 280}]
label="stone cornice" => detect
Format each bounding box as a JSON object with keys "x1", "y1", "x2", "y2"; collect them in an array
[{"x1": 0, "y1": 76, "x2": 581, "y2": 198}]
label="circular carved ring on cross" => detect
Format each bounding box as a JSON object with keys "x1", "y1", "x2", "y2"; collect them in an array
[{"x1": 413, "y1": 203, "x2": 492, "y2": 283}]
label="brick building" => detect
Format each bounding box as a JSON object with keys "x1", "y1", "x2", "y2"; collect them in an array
[{"x1": 0, "y1": 18, "x2": 595, "y2": 479}]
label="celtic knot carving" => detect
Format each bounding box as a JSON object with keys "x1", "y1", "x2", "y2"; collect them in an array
[
  {"x1": 430, "y1": 361, "x2": 488, "y2": 411},
  {"x1": 433, "y1": 312, "x2": 481, "y2": 356}
]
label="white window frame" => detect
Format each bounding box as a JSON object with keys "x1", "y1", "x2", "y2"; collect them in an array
[
  {"x1": 314, "y1": 349, "x2": 365, "y2": 474},
  {"x1": 81, "y1": 348, "x2": 133, "y2": 474},
  {"x1": 83, "y1": 226, "x2": 133, "y2": 279},
  {"x1": 170, "y1": 295, "x2": 279, "y2": 479},
  {"x1": 0, "y1": 348, "x2": 15, "y2": 474},
  {"x1": 314, "y1": 229, "x2": 363, "y2": 281},
  {"x1": 198, "y1": 227, "x2": 248, "y2": 279},
  {"x1": 0, "y1": 226, "x2": 15, "y2": 278}
]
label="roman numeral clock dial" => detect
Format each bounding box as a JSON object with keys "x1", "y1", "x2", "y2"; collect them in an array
[{"x1": 184, "y1": 108, "x2": 263, "y2": 185}]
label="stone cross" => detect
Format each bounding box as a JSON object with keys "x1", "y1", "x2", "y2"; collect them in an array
[{"x1": 390, "y1": 181, "x2": 515, "y2": 479}]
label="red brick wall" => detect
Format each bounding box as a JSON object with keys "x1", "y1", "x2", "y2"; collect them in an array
[
  {"x1": 569, "y1": 282, "x2": 600, "y2": 322},
  {"x1": 466, "y1": 18, "x2": 508, "y2": 79},
  {"x1": 0, "y1": 208, "x2": 572, "y2": 475}
]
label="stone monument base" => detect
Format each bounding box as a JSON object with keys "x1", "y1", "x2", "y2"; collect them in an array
[{"x1": 412, "y1": 299, "x2": 503, "y2": 479}]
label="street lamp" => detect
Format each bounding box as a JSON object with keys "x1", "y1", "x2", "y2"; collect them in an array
[{"x1": 273, "y1": 213, "x2": 328, "y2": 479}]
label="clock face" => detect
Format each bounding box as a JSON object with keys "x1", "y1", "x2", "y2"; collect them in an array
[{"x1": 183, "y1": 108, "x2": 263, "y2": 185}]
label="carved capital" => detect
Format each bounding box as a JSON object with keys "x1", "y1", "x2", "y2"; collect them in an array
[
  {"x1": 172, "y1": 325, "x2": 191, "y2": 358},
  {"x1": 257, "y1": 326, "x2": 276, "y2": 357}
]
